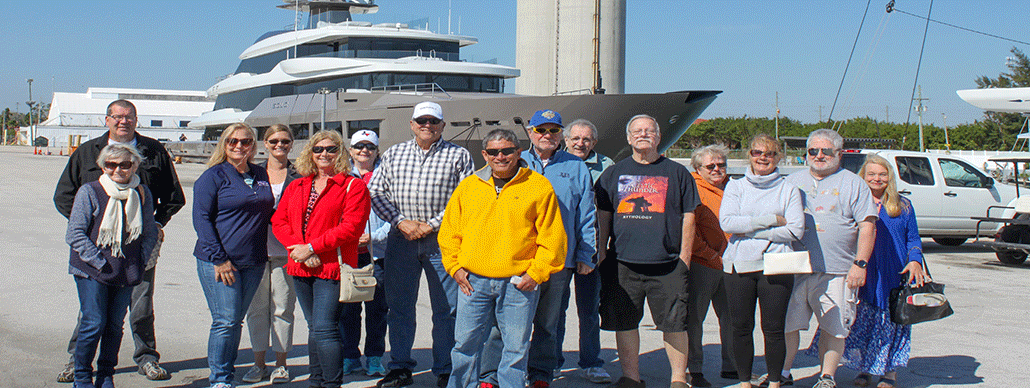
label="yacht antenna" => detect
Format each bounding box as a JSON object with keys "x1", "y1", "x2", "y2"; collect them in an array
[{"x1": 448, "y1": 0, "x2": 452, "y2": 34}]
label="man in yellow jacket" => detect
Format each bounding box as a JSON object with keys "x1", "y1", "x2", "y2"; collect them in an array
[{"x1": 439, "y1": 128, "x2": 567, "y2": 388}]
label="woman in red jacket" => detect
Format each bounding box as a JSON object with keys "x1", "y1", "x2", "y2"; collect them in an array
[{"x1": 271, "y1": 130, "x2": 370, "y2": 388}]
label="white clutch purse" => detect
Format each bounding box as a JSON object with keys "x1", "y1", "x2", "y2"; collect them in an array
[{"x1": 762, "y1": 230, "x2": 812, "y2": 275}]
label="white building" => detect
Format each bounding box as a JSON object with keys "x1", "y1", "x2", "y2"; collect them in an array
[
  {"x1": 515, "y1": 0, "x2": 625, "y2": 96},
  {"x1": 35, "y1": 87, "x2": 214, "y2": 148}
]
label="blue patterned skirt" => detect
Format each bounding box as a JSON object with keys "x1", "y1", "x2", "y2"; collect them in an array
[{"x1": 804, "y1": 302, "x2": 911, "y2": 375}]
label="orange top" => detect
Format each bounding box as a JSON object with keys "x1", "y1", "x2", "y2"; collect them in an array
[{"x1": 691, "y1": 172, "x2": 730, "y2": 270}]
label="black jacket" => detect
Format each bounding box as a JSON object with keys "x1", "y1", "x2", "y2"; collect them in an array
[{"x1": 54, "y1": 132, "x2": 186, "y2": 226}]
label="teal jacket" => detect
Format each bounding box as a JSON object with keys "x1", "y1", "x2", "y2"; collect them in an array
[{"x1": 522, "y1": 148, "x2": 597, "y2": 268}]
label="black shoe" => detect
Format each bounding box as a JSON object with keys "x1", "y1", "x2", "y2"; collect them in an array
[
  {"x1": 377, "y1": 369, "x2": 414, "y2": 388},
  {"x1": 437, "y1": 373, "x2": 450, "y2": 388},
  {"x1": 758, "y1": 373, "x2": 793, "y2": 387},
  {"x1": 720, "y1": 370, "x2": 739, "y2": 380},
  {"x1": 689, "y1": 372, "x2": 712, "y2": 387}
]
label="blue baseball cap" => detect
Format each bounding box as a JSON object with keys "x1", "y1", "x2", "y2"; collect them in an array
[{"x1": 528, "y1": 109, "x2": 563, "y2": 128}]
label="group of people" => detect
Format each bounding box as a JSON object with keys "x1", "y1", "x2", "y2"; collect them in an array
[{"x1": 55, "y1": 98, "x2": 931, "y2": 388}]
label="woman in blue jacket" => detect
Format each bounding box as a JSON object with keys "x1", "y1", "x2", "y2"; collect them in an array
[{"x1": 193, "y1": 123, "x2": 274, "y2": 388}]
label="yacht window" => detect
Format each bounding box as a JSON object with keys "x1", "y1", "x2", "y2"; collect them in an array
[
  {"x1": 313, "y1": 121, "x2": 343, "y2": 133},
  {"x1": 895, "y1": 156, "x2": 934, "y2": 186},
  {"x1": 939, "y1": 158, "x2": 989, "y2": 188},
  {"x1": 151, "y1": 120, "x2": 163, "y2": 127},
  {"x1": 179, "y1": 120, "x2": 190, "y2": 128},
  {"x1": 348, "y1": 120, "x2": 381, "y2": 138},
  {"x1": 290, "y1": 124, "x2": 309, "y2": 140}
]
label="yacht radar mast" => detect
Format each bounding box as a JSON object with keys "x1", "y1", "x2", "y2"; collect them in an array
[{"x1": 279, "y1": 0, "x2": 379, "y2": 28}]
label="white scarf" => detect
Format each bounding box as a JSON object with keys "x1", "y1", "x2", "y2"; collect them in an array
[{"x1": 97, "y1": 174, "x2": 142, "y2": 258}]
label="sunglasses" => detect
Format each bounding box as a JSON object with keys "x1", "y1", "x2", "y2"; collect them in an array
[
  {"x1": 227, "y1": 138, "x2": 254, "y2": 147},
  {"x1": 267, "y1": 139, "x2": 292, "y2": 145},
  {"x1": 807, "y1": 148, "x2": 837, "y2": 157},
  {"x1": 351, "y1": 143, "x2": 378, "y2": 151},
  {"x1": 749, "y1": 149, "x2": 778, "y2": 158},
  {"x1": 484, "y1": 147, "x2": 519, "y2": 156},
  {"x1": 103, "y1": 161, "x2": 134, "y2": 170},
  {"x1": 532, "y1": 126, "x2": 563, "y2": 135},
  {"x1": 312, "y1": 145, "x2": 340, "y2": 154},
  {"x1": 414, "y1": 117, "x2": 442, "y2": 125},
  {"x1": 702, "y1": 162, "x2": 727, "y2": 170}
]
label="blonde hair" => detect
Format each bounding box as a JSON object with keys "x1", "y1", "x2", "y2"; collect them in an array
[
  {"x1": 207, "y1": 123, "x2": 257, "y2": 167},
  {"x1": 296, "y1": 130, "x2": 351, "y2": 176},
  {"x1": 860, "y1": 154, "x2": 908, "y2": 217},
  {"x1": 263, "y1": 123, "x2": 293, "y2": 141}
]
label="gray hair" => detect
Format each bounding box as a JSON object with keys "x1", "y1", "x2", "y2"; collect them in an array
[
  {"x1": 565, "y1": 119, "x2": 598, "y2": 140},
  {"x1": 625, "y1": 114, "x2": 660, "y2": 136},
  {"x1": 690, "y1": 144, "x2": 729, "y2": 169},
  {"x1": 807, "y1": 128, "x2": 844, "y2": 150},
  {"x1": 482, "y1": 128, "x2": 520, "y2": 149},
  {"x1": 96, "y1": 143, "x2": 143, "y2": 168}
]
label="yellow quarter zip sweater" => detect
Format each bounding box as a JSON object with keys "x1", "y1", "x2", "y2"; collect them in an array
[{"x1": 439, "y1": 165, "x2": 567, "y2": 284}]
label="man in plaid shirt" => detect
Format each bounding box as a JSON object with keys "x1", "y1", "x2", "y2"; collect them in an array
[{"x1": 369, "y1": 101, "x2": 474, "y2": 388}]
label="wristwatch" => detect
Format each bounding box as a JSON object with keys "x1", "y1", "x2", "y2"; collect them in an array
[{"x1": 853, "y1": 259, "x2": 868, "y2": 269}]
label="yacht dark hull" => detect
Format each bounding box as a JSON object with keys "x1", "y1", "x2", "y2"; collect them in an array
[{"x1": 242, "y1": 89, "x2": 720, "y2": 164}]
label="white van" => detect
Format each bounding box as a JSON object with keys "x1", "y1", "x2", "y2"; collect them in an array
[{"x1": 840, "y1": 150, "x2": 1019, "y2": 245}]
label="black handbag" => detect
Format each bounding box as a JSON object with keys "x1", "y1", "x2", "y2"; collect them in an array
[{"x1": 888, "y1": 259, "x2": 954, "y2": 325}]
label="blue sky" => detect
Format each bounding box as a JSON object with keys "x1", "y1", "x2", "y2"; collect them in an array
[{"x1": 2, "y1": 0, "x2": 1028, "y2": 127}]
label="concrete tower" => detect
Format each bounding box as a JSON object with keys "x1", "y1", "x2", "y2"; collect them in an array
[{"x1": 515, "y1": 0, "x2": 626, "y2": 96}]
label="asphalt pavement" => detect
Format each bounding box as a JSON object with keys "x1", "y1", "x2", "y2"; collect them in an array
[{"x1": 0, "y1": 145, "x2": 1021, "y2": 387}]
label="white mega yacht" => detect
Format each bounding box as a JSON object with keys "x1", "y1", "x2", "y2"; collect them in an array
[{"x1": 184, "y1": 0, "x2": 720, "y2": 161}]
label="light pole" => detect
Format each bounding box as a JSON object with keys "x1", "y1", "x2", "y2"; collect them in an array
[
  {"x1": 27, "y1": 78, "x2": 35, "y2": 144},
  {"x1": 318, "y1": 87, "x2": 331, "y2": 132}
]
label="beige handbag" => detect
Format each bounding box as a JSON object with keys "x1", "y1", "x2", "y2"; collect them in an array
[
  {"x1": 333, "y1": 177, "x2": 377, "y2": 303},
  {"x1": 339, "y1": 257, "x2": 377, "y2": 303},
  {"x1": 762, "y1": 230, "x2": 812, "y2": 275}
]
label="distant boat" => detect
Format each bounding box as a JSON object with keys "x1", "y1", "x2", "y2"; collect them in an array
[
  {"x1": 179, "y1": 0, "x2": 719, "y2": 163},
  {"x1": 956, "y1": 87, "x2": 1030, "y2": 114}
]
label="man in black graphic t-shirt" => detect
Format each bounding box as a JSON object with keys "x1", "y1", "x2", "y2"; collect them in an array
[{"x1": 594, "y1": 114, "x2": 699, "y2": 388}]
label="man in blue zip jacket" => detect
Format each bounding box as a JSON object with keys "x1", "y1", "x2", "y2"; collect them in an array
[{"x1": 479, "y1": 109, "x2": 597, "y2": 388}]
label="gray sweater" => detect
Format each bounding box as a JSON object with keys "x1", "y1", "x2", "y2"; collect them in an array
[
  {"x1": 719, "y1": 167, "x2": 804, "y2": 274},
  {"x1": 66, "y1": 183, "x2": 159, "y2": 281}
]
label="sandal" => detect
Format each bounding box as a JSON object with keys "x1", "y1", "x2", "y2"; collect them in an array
[
  {"x1": 853, "y1": 373, "x2": 873, "y2": 387},
  {"x1": 876, "y1": 377, "x2": 897, "y2": 388}
]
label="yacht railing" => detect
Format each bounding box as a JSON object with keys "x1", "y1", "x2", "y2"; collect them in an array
[
  {"x1": 553, "y1": 88, "x2": 593, "y2": 96},
  {"x1": 370, "y1": 83, "x2": 452, "y2": 99},
  {"x1": 306, "y1": 49, "x2": 460, "y2": 61}
]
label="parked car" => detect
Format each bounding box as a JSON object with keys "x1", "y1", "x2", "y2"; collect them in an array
[{"x1": 841, "y1": 150, "x2": 1019, "y2": 246}]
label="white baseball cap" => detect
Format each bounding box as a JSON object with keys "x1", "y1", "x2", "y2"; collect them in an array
[
  {"x1": 350, "y1": 130, "x2": 379, "y2": 146},
  {"x1": 411, "y1": 101, "x2": 444, "y2": 120}
]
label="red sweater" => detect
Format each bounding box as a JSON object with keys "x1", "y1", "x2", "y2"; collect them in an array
[{"x1": 272, "y1": 173, "x2": 371, "y2": 280}]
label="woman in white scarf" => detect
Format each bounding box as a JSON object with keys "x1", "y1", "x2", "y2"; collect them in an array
[{"x1": 66, "y1": 143, "x2": 158, "y2": 388}]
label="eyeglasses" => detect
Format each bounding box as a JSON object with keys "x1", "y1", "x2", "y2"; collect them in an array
[
  {"x1": 749, "y1": 149, "x2": 778, "y2": 158},
  {"x1": 103, "y1": 161, "x2": 134, "y2": 170},
  {"x1": 227, "y1": 138, "x2": 254, "y2": 147},
  {"x1": 266, "y1": 139, "x2": 292, "y2": 145},
  {"x1": 414, "y1": 117, "x2": 442, "y2": 125},
  {"x1": 312, "y1": 145, "x2": 340, "y2": 154},
  {"x1": 484, "y1": 147, "x2": 519, "y2": 156},
  {"x1": 807, "y1": 148, "x2": 837, "y2": 157},
  {"x1": 702, "y1": 162, "x2": 727, "y2": 170},
  {"x1": 532, "y1": 127, "x2": 563, "y2": 135},
  {"x1": 629, "y1": 128, "x2": 658, "y2": 136},
  {"x1": 107, "y1": 115, "x2": 136, "y2": 122},
  {"x1": 351, "y1": 143, "x2": 378, "y2": 151}
]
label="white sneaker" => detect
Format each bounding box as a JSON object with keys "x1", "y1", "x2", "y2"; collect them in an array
[
  {"x1": 241, "y1": 365, "x2": 268, "y2": 383},
  {"x1": 582, "y1": 367, "x2": 612, "y2": 384},
  {"x1": 270, "y1": 366, "x2": 291, "y2": 384}
]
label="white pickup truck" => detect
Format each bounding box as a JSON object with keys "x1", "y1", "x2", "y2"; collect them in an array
[{"x1": 840, "y1": 150, "x2": 1019, "y2": 246}]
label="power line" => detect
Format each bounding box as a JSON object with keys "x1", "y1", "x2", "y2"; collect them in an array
[{"x1": 887, "y1": 1, "x2": 1030, "y2": 46}]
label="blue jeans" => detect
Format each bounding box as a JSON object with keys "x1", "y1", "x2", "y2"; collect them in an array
[
  {"x1": 481, "y1": 268, "x2": 573, "y2": 383},
  {"x1": 555, "y1": 267, "x2": 605, "y2": 369},
  {"x1": 73, "y1": 276, "x2": 133, "y2": 384},
  {"x1": 294, "y1": 276, "x2": 345, "y2": 387},
  {"x1": 448, "y1": 274, "x2": 539, "y2": 388},
  {"x1": 342, "y1": 253, "x2": 388, "y2": 358},
  {"x1": 384, "y1": 230, "x2": 457, "y2": 375},
  {"x1": 196, "y1": 260, "x2": 263, "y2": 385}
]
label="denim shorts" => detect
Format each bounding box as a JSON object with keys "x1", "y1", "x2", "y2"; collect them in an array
[{"x1": 599, "y1": 258, "x2": 690, "y2": 332}]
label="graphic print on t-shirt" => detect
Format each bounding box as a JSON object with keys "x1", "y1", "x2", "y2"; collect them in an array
[{"x1": 616, "y1": 175, "x2": 668, "y2": 219}]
